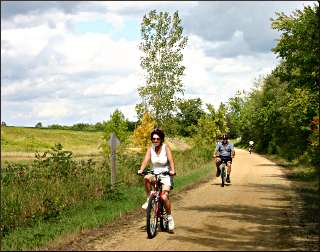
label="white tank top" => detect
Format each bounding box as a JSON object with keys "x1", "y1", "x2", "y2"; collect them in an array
[{"x1": 151, "y1": 143, "x2": 169, "y2": 172}]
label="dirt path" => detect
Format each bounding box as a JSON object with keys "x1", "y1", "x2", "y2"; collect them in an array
[{"x1": 60, "y1": 148, "x2": 310, "y2": 251}]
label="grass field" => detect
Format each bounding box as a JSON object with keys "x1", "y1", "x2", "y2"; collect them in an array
[
  {"x1": 1, "y1": 126, "x2": 104, "y2": 162},
  {"x1": 1, "y1": 126, "x2": 191, "y2": 163}
]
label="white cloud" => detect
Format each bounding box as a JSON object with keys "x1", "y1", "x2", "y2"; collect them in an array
[
  {"x1": 33, "y1": 100, "x2": 71, "y2": 118},
  {"x1": 1, "y1": 1, "x2": 315, "y2": 126},
  {"x1": 2, "y1": 25, "x2": 53, "y2": 56},
  {"x1": 82, "y1": 73, "x2": 141, "y2": 96},
  {"x1": 181, "y1": 33, "x2": 279, "y2": 108}
]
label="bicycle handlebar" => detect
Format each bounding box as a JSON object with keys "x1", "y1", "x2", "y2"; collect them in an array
[{"x1": 137, "y1": 170, "x2": 176, "y2": 176}]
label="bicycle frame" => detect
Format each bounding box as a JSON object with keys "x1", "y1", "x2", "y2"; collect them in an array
[
  {"x1": 249, "y1": 145, "x2": 255, "y2": 154},
  {"x1": 139, "y1": 169, "x2": 171, "y2": 238},
  {"x1": 219, "y1": 159, "x2": 228, "y2": 187}
]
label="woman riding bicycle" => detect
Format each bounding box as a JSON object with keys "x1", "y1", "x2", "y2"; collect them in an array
[{"x1": 137, "y1": 127, "x2": 175, "y2": 232}]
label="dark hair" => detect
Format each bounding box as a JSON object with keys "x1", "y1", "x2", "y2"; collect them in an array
[
  {"x1": 222, "y1": 133, "x2": 228, "y2": 140},
  {"x1": 150, "y1": 127, "x2": 165, "y2": 143}
]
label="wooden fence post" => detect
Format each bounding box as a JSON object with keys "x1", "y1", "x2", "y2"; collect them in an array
[{"x1": 108, "y1": 132, "x2": 120, "y2": 189}]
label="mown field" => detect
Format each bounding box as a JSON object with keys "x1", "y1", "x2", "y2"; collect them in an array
[
  {"x1": 1, "y1": 127, "x2": 105, "y2": 163},
  {"x1": 1, "y1": 126, "x2": 190, "y2": 163}
]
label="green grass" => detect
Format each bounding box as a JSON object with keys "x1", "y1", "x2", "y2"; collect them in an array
[
  {"x1": 263, "y1": 154, "x2": 319, "y2": 186},
  {"x1": 1, "y1": 126, "x2": 104, "y2": 166},
  {"x1": 2, "y1": 185, "x2": 145, "y2": 250},
  {"x1": 174, "y1": 163, "x2": 213, "y2": 189},
  {"x1": 3, "y1": 184, "x2": 143, "y2": 250},
  {"x1": 1, "y1": 126, "x2": 104, "y2": 153},
  {"x1": 2, "y1": 162, "x2": 213, "y2": 251}
]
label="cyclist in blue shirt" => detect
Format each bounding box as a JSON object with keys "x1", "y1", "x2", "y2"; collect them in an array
[{"x1": 213, "y1": 133, "x2": 235, "y2": 183}]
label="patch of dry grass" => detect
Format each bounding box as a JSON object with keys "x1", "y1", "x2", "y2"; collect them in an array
[{"x1": 1, "y1": 127, "x2": 104, "y2": 162}]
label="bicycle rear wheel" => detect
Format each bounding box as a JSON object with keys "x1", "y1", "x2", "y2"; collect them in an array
[
  {"x1": 146, "y1": 196, "x2": 158, "y2": 238},
  {"x1": 159, "y1": 200, "x2": 168, "y2": 231}
]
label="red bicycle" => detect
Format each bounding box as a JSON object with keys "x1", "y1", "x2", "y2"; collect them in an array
[{"x1": 138, "y1": 169, "x2": 175, "y2": 238}]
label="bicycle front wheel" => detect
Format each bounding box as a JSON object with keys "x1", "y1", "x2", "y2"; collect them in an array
[
  {"x1": 146, "y1": 196, "x2": 158, "y2": 238},
  {"x1": 220, "y1": 164, "x2": 226, "y2": 187},
  {"x1": 159, "y1": 200, "x2": 168, "y2": 231}
]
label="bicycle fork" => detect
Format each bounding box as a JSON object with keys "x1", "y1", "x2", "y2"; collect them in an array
[{"x1": 151, "y1": 192, "x2": 160, "y2": 218}]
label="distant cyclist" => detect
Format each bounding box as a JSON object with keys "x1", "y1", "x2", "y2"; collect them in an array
[
  {"x1": 248, "y1": 140, "x2": 254, "y2": 154},
  {"x1": 137, "y1": 127, "x2": 175, "y2": 232},
  {"x1": 214, "y1": 133, "x2": 235, "y2": 183}
]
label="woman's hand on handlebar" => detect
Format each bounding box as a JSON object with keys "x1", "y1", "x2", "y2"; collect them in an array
[
  {"x1": 169, "y1": 170, "x2": 176, "y2": 176},
  {"x1": 137, "y1": 169, "x2": 144, "y2": 175},
  {"x1": 137, "y1": 169, "x2": 176, "y2": 176}
]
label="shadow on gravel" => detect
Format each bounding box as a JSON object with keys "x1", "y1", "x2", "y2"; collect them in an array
[
  {"x1": 171, "y1": 203, "x2": 310, "y2": 250},
  {"x1": 170, "y1": 178, "x2": 319, "y2": 251},
  {"x1": 243, "y1": 182, "x2": 292, "y2": 192},
  {"x1": 210, "y1": 183, "x2": 232, "y2": 186},
  {"x1": 263, "y1": 174, "x2": 288, "y2": 179},
  {"x1": 262, "y1": 171, "x2": 320, "y2": 250}
]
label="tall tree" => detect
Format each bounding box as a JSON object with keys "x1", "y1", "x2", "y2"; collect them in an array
[
  {"x1": 100, "y1": 109, "x2": 129, "y2": 157},
  {"x1": 137, "y1": 10, "x2": 188, "y2": 127},
  {"x1": 215, "y1": 103, "x2": 229, "y2": 136},
  {"x1": 271, "y1": 3, "x2": 320, "y2": 92},
  {"x1": 226, "y1": 4, "x2": 320, "y2": 164},
  {"x1": 191, "y1": 103, "x2": 228, "y2": 150},
  {"x1": 103, "y1": 110, "x2": 128, "y2": 144},
  {"x1": 132, "y1": 112, "x2": 156, "y2": 153},
  {"x1": 270, "y1": 3, "x2": 319, "y2": 163},
  {"x1": 176, "y1": 98, "x2": 205, "y2": 136},
  {"x1": 35, "y1": 122, "x2": 42, "y2": 128},
  {"x1": 226, "y1": 91, "x2": 246, "y2": 138}
]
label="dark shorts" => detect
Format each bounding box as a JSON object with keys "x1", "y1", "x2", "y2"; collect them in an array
[{"x1": 220, "y1": 156, "x2": 232, "y2": 164}]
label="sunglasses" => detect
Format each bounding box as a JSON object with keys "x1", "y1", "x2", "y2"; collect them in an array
[{"x1": 152, "y1": 137, "x2": 160, "y2": 141}]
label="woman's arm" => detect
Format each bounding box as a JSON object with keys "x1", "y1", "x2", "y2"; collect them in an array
[
  {"x1": 139, "y1": 147, "x2": 151, "y2": 172},
  {"x1": 165, "y1": 145, "x2": 175, "y2": 175}
]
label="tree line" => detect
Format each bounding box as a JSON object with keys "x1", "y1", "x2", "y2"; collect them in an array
[
  {"x1": 27, "y1": 121, "x2": 136, "y2": 132},
  {"x1": 226, "y1": 4, "x2": 319, "y2": 166},
  {"x1": 27, "y1": 5, "x2": 319, "y2": 166},
  {"x1": 132, "y1": 5, "x2": 318, "y2": 166}
]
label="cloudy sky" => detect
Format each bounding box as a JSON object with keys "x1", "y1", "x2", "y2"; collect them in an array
[{"x1": 1, "y1": 1, "x2": 316, "y2": 127}]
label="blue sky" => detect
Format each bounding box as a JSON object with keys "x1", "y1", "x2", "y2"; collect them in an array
[
  {"x1": 1, "y1": 1, "x2": 317, "y2": 127},
  {"x1": 74, "y1": 19, "x2": 140, "y2": 41}
]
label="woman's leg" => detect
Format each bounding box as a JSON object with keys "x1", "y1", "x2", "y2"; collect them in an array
[
  {"x1": 144, "y1": 174, "x2": 152, "y2": 197},
  {"x1": 161, "y1": 185, "x2": 171, "y2": 214},
  {"x1": 161, "y1": 184, "x2": 175, "y2": 231},
  {"x1": 227, "y1": 161, "x2": 232, "y2": 175}
]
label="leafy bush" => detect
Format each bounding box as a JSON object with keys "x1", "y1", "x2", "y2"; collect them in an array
[{"x1": 1, "y1": 144, "x2": 108, "y2": 236}]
